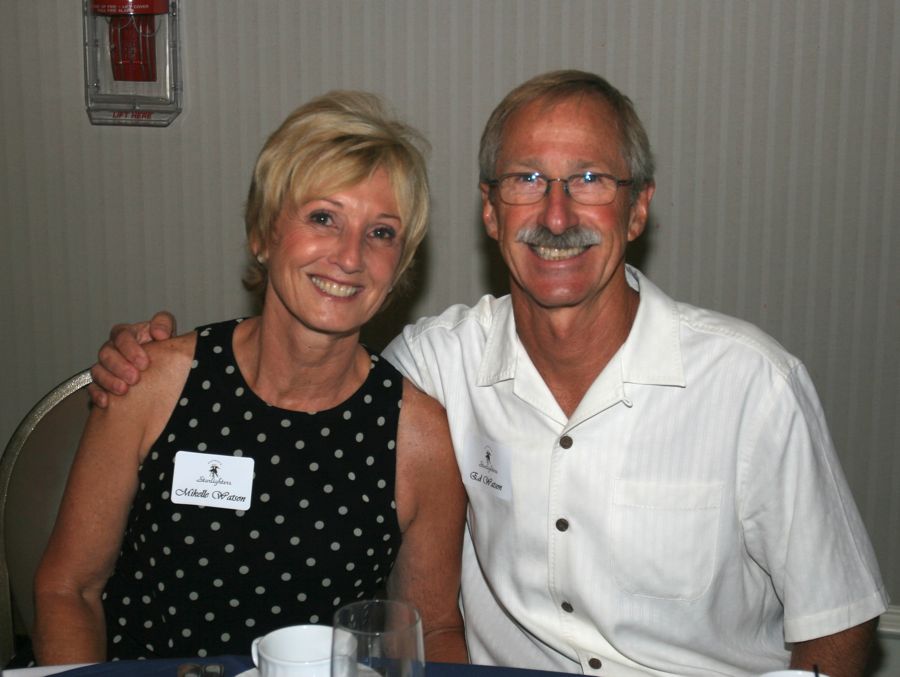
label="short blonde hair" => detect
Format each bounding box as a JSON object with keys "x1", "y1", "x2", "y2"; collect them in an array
[{"x1": 244, "y1": 91, "x2": 430, "y2": 295}]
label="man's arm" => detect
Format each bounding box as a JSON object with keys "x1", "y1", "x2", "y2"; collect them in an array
[
  {"x1": 87, "y1": 310, "x2": 177, "y2": 407},
  {"x1": 790, "y1": 618, "x2": 878, "y2": 677}
]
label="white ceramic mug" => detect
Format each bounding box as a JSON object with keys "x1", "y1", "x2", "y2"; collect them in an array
[
  {"x1": 759, "y1": 670, "x2": 832, "y2": 677},
  {"x1": 251, "y1": 624, "x2": 333, "y2": 677}
]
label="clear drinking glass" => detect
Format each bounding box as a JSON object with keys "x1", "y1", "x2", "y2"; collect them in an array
[{"x1": 331, "y1": 599, "x2": 425, "y2": 677}]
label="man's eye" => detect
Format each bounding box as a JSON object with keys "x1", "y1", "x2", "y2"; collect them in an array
[
  {"x1": 580, "y1": 172, "x2": 601, "y2": 184},
  {"x1": 517, "y1": 173, "x2": 541, "y2": 184}
]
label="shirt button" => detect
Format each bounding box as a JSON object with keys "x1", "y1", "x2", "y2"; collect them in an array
[
  {"x1": 561, "y1": 601, "x2": 573, "y2": 613},
  {"x1": 555, "y1": 518, "x2": 569, "y2": 532},
  {"x1": 588, "y1": 658, "x2": 602, "y2": 669},
  {"x1": 559, "y1": 435, "x2": 573, "y2": 449}
]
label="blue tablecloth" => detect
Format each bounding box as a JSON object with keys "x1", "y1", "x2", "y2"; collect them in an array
[{"x1": 55, "y1": 658, "x2": 568, "y2": 677}]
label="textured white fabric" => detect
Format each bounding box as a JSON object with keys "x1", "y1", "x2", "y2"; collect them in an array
[{"x1": 383, "y1": 266, "x2": 888, "y2": 676}]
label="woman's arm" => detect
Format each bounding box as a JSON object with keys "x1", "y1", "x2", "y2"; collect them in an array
[
  {"x1": 390, "y1": 381, "x2": 469, "y2": 663},
  {"x1": 33, "y1": 336, "x2": 192, "y2": 664}
]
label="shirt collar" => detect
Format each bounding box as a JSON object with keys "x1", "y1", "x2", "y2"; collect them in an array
[{"x1": 475, "y1": 265, "x2": 685, "y2": 388}]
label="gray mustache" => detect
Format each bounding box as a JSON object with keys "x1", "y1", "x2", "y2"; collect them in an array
[{"x1": 515, "y1": 226, "x2": 601, "y2": 249}]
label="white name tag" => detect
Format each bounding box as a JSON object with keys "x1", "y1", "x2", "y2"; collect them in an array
[
  {"x1": 462, "y1": 437, "x2": 512, "y2": 502},
  {"x1": 171, "y1": 450, "x2": 254, "y2": 510}
]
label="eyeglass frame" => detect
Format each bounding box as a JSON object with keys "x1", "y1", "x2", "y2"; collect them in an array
[{"x1": 484, "y1": 171, "x2": 634, "y2": 206}]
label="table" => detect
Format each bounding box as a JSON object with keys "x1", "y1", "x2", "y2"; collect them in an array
[{"x1": 3, "y1": 659, "x2": 569, "y2": 677}]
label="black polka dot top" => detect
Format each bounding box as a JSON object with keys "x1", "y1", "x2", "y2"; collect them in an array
[{"x1": 102, "y1": 319, "x2": 403, "y2": 659}]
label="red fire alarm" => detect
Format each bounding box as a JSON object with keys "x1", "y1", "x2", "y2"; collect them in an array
[{"x1": 83, "y1": 0, "x2": 182, "y2": 126}]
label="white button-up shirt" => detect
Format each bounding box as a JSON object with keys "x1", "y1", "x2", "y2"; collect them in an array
[{"x1": 383, "y1": 267, "x2": 888, "y2": 676}]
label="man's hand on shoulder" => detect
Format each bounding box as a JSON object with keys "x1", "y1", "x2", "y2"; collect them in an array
[{"x1": 88, "y1": 311, "x2": 177, "y2": 408}]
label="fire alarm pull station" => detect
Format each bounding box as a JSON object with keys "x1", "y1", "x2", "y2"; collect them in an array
[{"x1": 83, "y1": 0, "x2": 182, "y2": 127}]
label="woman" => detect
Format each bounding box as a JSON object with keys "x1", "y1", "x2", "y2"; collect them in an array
[{"x1": 33, "y1": 92, "x2": 467, "y2": 664}]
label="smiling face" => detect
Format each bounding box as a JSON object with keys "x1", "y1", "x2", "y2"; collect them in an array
[
  {"x1": 259, "y1": 168, "x2": 404, "y2": 338},
  {"x1": 481, "y1": 94, "x2": 654, "y2": 315}
]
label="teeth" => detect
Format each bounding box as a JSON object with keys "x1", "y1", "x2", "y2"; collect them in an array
[
  {"x1": 532, "y1": 246, "x2": 586, "y2": 261},
  {"x1": 311, "y1": 276, "x2": 359, "y2": 298}
]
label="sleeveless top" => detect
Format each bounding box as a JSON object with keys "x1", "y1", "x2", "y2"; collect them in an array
[{"x1": 101, "y1": 319, "x2": 403, "y2": 659}]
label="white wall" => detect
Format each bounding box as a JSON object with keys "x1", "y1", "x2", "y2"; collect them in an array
[{"x1": 1, "y1": 0, "x2": 898, "y2": 614}]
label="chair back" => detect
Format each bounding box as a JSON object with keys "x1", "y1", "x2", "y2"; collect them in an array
[{"x1": 0, "y1": 370, "x2": 92, "y2": 665}]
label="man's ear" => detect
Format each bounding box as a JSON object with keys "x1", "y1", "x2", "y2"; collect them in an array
[
  {"x1": 627, "y1": 182, "x2": 655, "y2": 242},
  {"x1": 481, "y1": 183, "x2": 500, "y2": 241}
]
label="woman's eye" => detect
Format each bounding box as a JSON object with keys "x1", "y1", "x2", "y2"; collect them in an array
[
  {"x1": 371, "y1": 226, "x2": 397, "y2": 241},
  {"x1": 309, "y1": 211, "x2": 333, "y2": 226}
]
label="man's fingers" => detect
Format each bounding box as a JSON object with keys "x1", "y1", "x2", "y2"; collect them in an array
[
  {"x1": 86, "y1": 383, "x2": 110, "y2": 409},
  {"x1": 149, "y1": 311, "x2": 176, "y2": 340}
]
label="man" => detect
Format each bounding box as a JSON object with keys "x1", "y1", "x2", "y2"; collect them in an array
[{"x1": 90, "y1": 71, "x2": 888, "y2": 676}]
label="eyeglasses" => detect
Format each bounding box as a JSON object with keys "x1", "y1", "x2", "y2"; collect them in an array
[{"x1": 486, "y1": 171, "x2": 634, "y2": 206}]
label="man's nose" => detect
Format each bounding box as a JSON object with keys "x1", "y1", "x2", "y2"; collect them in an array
[{"x1": 539, "y1": 180, "x2": 576, "y2": 234}]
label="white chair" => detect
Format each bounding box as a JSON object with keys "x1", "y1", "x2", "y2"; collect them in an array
[{"x1": 0, "y1": 370, "x2": 92, "y2": 665}]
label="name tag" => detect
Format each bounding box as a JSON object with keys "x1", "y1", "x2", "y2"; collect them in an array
[
  {"x1": 171, "y1": 450, "x2": 254, "y2": 510},
  {"x1": 462, "y1": 437, "x2": 512, "y2": 502}
]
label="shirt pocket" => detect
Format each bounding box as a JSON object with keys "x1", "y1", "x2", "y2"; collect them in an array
[{"x1": 611, "y1": 479, "x2": 722, "y2": 601}]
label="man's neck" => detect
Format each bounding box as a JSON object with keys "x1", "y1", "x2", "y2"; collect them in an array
[{"x1": 511, "y1": 279, "x2": 639, "y2": 418}]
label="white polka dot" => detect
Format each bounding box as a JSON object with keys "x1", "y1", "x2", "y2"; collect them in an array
[
  {"x1": 243, "y1": 411, "x2": 253, "y2": 420},
  {"x1": 354, "y1": 528, "x2": 363, "y2": 537},
  {"x1": 271, "y1": 605, "x2": 282, "y2": 614},
  {"x1": 233, "y1": 449, "x2": 242, "y2": 456},
  {"x1": 314, "y1": 520, "x2": 325, "y2": 530},
  {"x1": 162, "y1": 491, "x2": 170, "y2": 500},
  {"x1": 239, "y1": 565, "x2": 249, "y2": 574},
  {"x1": 221, "y1": 426, "x2": 230, "y2": 436},
  {"x1": 260, "y1": 493, "x2": 270, "y2": 503},
  {"x1": 323, "y1": 484, "x2": 334, "y2": 493},
  {"x1": 364, "y1": 395, "x2": 373, "y2": 404},
  {"x1": 205, "y1": 612, "x2": 215, "y2": 621},
  {"x1": 225, "y1": 365, "x2": 235, "y2": 374},
  {"x1": 201, "y1": 380, "x2": 211, "y2": 390},
  {"x1": 189, "y1": 592, "x2": 199, "y2": 600},
  {"x1": 182, "y1": 628, "x2": 192, "y2": 638},
  {"x1": 299, "y1": 499, "x2": 310, "y2": 508},
  {"x1": 281, "y1": 572, "x2": 292, "y2": 581},
  {"x1": 377, "y1": 416, "x2": 386, "y2": 426},
  {"x1": 265, "y1": 551, "x2": 275, "y2": 561},
  {"x1": 333, "y1": 597, "x2": 342, "y2": 606},
  {"x1": 246, "y1": 618, "x2": 256, "y2": 627},
  {"x1": 335, "y1": 449, "x2": 344, "y2": 458},
  {"x1": 257, "y1": 433, "x2": 267, "y2": 442},
  {"x1": 338, "y1": 506, "x2": 348, "y2": 515},
  {"x1": 275, "y1": 515, "x2": 285, "y2": 524},
  {"x1": 346, "y1": 562, "x2": 356, "y2": 571},
  {"x1": 213, "y1": 345, "x2": 223, "y2": 354},
  {"x1": 309, "y1": 462, "x2": 319, "y2": 471},
  {"x1": 295, "y1": 440, "x2": 305, "y2": 449},
  {"x1": 198, "y1": 557, "x2": 209, "y2": 566},
  {"x1": 383, "y1": 379, "x2": 393, "y2": 387},
  {"x1": 212, "y1": 402, "x2": 221, "y2": 412},
  {"x1": 297, "y1": 592, "x2": 307, "y2": 602},
  {"x1": 250, "y1": 530, "x2": 260, "y2": 539},
  {"x1": 229, "y1": 599, "x2": 240, "y2": 607},
  {"x1": 134, "y1": 571, "x2": 144, "y2": 580},
  {"x1": 388, "y1": 440, "x2": 396, "y2": 450},
  {"x1": 184, "y1": 535, "x2": 195, "y2": 545},
  {"x1": 347, "y1": 472, "x2": 356, "y2": 480},
  {"x1": 192, "y1": 358, "x2": 200, "y2": 367},
  {"x1": 320, "y1": 427, "x2": 331, "y2": 437},
  {"x1": 280, "y1": 419, "x2": 291, "y2": 428},
  {"x1": 211, "y1": 522, "x2": 221, "y2": 531},
  {"x1": 285, "y1": 477, "x2": 295, "y2": 486},
  {"x1": 321, "y1": 578, "x2": 332, "y2": 587},
  {"x1": 376, "y1": 515, "x2": 385, "y2": 524},
  {"x1": 188, "y1": 418, "x2": 198, "y2": 428},
  {"x1": 175, "y1": 569, "x2": 185, "y2": 578},
  {"x1": 235, "y1": 387, "x2": 245, "y2": 396},
  {"x1": 330, "y1": 542, "x2": 341, "y2": 551},
  {"x1": 342, "y1": 410, "x2": 352, "y2": 420},
  {"x1": 221, "y1": 632, "x2": 231, "y2": 642},
  {"x1": 224, "y1": 543, "x2": 234, "y2": 553},
  {"x1": 179, "y1": 397, "x2": 189, "y2": 406},
  {"x1": 377, "y1": 479, "x2": 387, "y2": 489},
  {"x1": 271, "y1": 455, "x2": 281, "y2": 465},
  {"x1": 306, "y1": 557, "x2": 316, "y2": 566},
  {"x1": 213, "y1": 579, "x2": 223, "y2": 587},
  {"x1": 167, "y1": 433, "x2": 176, "y2": 442},
  {"x1": 198, "y1": 649, "x2": 208, "y2": 657},
  {"x1": 356, "y1": 433, "x2": 365, "y2": 442},
  {"x1": 255, "y1": 586, "x2": 266, "y2": 594}
]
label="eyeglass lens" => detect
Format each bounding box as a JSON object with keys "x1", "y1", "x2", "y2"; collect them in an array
[{"x1": 498, "y1": 173, "x2": 620, "y2": 205}]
